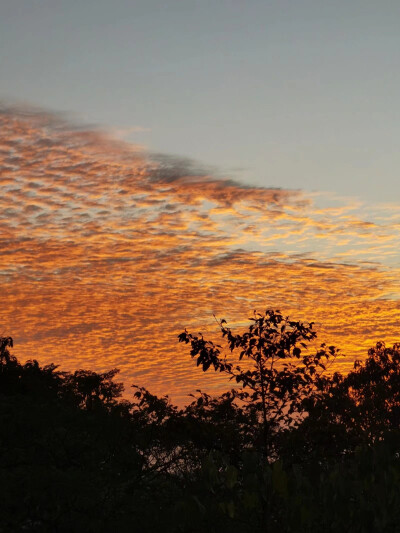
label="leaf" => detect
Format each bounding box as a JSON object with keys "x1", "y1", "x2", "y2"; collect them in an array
[
  {"x1": 293, "y1": 347, "x2": 301, "y2": 358},
  {"x1": 272, "y1": 460, "x2": 288, "y2": 498},
  {"x1": 225, "y1": 465, "x2": 238, "y2": 489},
  {"x1": 225, "y1": 501, "x2": 235, "y2": 519},
  {"x1": 192, "y1": 495, "x2": 206, "y2": 515}
]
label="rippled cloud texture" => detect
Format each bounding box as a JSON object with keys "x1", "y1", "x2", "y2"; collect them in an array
[{"x1": 1, "y1": 106, "x2": 400, "y2": 403}]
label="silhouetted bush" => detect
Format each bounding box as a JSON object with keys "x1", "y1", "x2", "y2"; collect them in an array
[{"x1": 1, "y1": 312, "x2": 400, "y2": 532}]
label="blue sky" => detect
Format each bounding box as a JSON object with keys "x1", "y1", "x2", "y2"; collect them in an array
[{"x1": 2, "y1": 0, "x2": 400, "y2": 202}]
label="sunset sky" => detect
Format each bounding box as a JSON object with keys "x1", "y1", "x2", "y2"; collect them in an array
[{"x1": 1, "y1": 2, "x2": 400, "y2": 404}]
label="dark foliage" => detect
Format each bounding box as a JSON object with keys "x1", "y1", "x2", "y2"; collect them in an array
[
  {"x1": 2, "y1": 311, "x2": 400, "y2": 532},
  {"x1": 179, "y1": 309, "x2": 339, "y2": 457}
]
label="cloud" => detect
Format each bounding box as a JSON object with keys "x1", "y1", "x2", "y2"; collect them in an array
[
  {"x1": 109, "y1": 125, "x2": 152, "y2": 139},
  {"x1": 1, "y1": 105, "x2": 400, "y2": 404}
]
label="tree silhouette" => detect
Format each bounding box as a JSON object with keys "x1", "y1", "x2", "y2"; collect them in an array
[
  {"x1": 64, "y1": 368, "x2": 124, "y2": 410},
  {"x1": 179, "y1": 309, "x2": 339, "y2": 456},
  {"x1": 4, "y1": 320, "x2": 400, "y2": 532},
  {"x1": 0, "y1": 336, "x2": 13, "y2": 365}
]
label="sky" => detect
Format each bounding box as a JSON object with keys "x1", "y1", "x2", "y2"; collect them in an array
[{"x1": 1, "y1": 2, "x2": 400, "y2": 403}]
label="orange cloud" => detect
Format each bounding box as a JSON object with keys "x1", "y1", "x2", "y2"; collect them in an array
[{"x1": 1, "y1": 106, "x2": 400, "y2": 404}]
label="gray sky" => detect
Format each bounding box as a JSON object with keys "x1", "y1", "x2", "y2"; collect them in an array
[{"x1": 1, "y1": 0, "x2": 400, "y2": 202}]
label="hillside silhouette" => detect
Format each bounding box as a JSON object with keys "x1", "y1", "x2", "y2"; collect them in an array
[{"x1": 1, "y1": 311, "x2": 400, "y2": 532}]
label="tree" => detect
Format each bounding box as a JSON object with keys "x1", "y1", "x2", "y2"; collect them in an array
[
  {"x1": 64, "y1": 368, "x2": 124, "y2": 411},
  {"x1": 0, "y1": 336, "x2": 13, "y2": 365},
  {"x1": 345, "y1": 342, "x2": 400, "y2": 440},
  {"x1": 179, "y1": 309, "x2": 339, "y2": 457},
  {"x1": 282, "y1": 342, "x2": 400, "y2": 463}
]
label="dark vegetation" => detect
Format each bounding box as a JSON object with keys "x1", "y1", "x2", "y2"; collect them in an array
[{"x1": 2, "y1": 310, "x2": 400, "y2": 532}]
